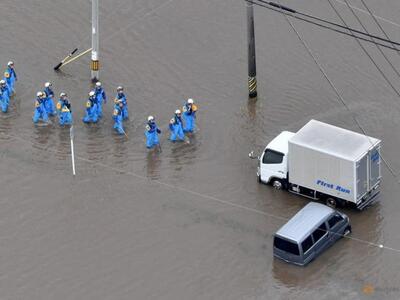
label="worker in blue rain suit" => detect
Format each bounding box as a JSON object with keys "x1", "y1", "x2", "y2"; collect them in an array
[
  {"x1": 43, "y1": 82, "x2": 56, "y2": 116},
  {"x1": 57, "y1": 93, "x2": 72, "y2": 126},
  {"x1": 5, "y1": 61, "x2": 17, "y2": 95},
  {"x1": 94, "y1": 81, "x2": 106, "y2": 118},
  {"x1": 113, "y1": 101, "x2": 125, "y2": 135},
  {"x1": 145, "y1": 115, "x2": 161, "y2": 149},
  {"x1": 56, "y1": 92, "x2": 65, "y2": 115},
  {"x1": 182, "y1": 98, "x2": 198, "y2": 133},
  {"x1": 169, "y1": 109, "x2": 185, "y2": 142},
  {"x1": 114, "y1": 86, "x2": 128, "y2": 120},
  {"x1": 4, "y1": 72, "x2": 13, "y2": 96},
  {"x1": 0, "y1": 80, "x2": 10, "y2": 113},
  {"x1": 32, "y1": 91, "x2": 49, "y2": 123},
  {"x1": 83, "y1": 91, "x2": 98, "y2": 123}
]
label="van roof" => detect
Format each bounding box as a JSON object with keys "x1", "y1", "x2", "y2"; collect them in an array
[
  {"x1": 275, "y1": 202, "x2": 334, "y2": 243},
  {"x1": 289, "y1": 120, "x2": 380, "y2": 161},
  {"x1": 266, "y1": 131, "x2": 295, "y2": 154}
]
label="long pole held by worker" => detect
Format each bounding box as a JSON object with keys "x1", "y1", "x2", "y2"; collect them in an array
[
  {"x1": 70, "y1": 126, "x2": 76, "y2": 176},
  {"x1": 91, "y1": 0, "x2": 100, "y2": 81},
  {"x1": 247, "y1": 1, "x2": 257, "y2": 98}
]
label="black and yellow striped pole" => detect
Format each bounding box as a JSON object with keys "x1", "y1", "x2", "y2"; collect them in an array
[
  {"x1": 247, "y1": 1, "x2": 257, "y2": 98},
  {"x1": 91, "y1": 0, "x2": 99, "y2": 81}
]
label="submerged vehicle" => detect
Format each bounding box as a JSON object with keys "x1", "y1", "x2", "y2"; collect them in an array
[
  {"x1": 273, "y1": 202, "x2": 351, "y2": 266},
  {"x1": 257, "y1": 120, "x2": 381, "y2": 209}
]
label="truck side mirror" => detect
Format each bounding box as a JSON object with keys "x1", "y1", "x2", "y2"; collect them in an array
[{"x1": 248, "y1": 151, "x2": 259, "y2": 160}]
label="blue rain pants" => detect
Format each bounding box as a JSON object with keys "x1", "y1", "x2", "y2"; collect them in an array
[
  {"x1": 0, "y1": 88, "x2": 10, "y2": 113},
  {"x1": 59, "y1": 109, "x2": 72, "y2": 126},
  {"x1": 169, "y1": 118, "x2": 185, "y2": 142},
  {"x1": 44, "y1": 97, "x2": 56, "y2": 116},
  {"x1": 183, "y1": 111, "x2": 196, "y2": 133},
  {"x1": 113, "y1": 109, "x2": 124, "y2": 135},
  {"x1": 95, "y1": 88, "x2": 106, "y2": 118},
  {"x1": 82, "y1": 102, "x2": 98, "y2": 123},
  {"x1": 5, "y1": 77, "x2": 14, "y2": 95},
  {"x1": 117, "y1": 93, "x2": 128, "y2": 120},
  {"x1": 33, "y1": 101, "x2": 49, "y2": 123},
  {"x1": 145, "y1": 123, "x2": 160, "y2": 149}
]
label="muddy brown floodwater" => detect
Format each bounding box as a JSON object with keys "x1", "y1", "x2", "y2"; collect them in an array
[{"x1": 1, "y1": 0, "x2": 400, "y2": 299}]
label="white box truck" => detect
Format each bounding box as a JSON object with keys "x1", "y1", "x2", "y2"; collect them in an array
[{"x1": 257, "y1": 120, "x2": 381, "y2": 210}]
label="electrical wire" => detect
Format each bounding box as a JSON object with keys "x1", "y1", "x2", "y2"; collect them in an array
[
  {"x1": 332, "y1": 0, "x2": 400, "y2": 29},
  {"x1": 342, "y1": 0, "x2": 400, "y2": 79},
  {"x1": 256, "y1": 0, "x2": 400, "y2": 47},
  {"x1": 246, "y1": 0, "x2": 399, "y2": 51},
  {"x1": 359, "y1": 0, "x2": 400, "y2": 56},
  {"x1": 325, "y1": 0, "x2": 400, "y2": 98}
]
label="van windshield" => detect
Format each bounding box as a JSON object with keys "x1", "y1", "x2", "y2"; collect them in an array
[{"x1": 274, "y1": 236, "x2": 299, "y2": 256}]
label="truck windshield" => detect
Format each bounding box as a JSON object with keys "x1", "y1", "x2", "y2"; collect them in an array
[
  {"x1": 263, "y1": 149, "x2": 284, "y2": 164},
  {"x1": 274, "y1": 236, "x2": 299, "y2": 255}
]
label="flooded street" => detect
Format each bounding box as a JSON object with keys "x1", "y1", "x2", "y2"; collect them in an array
[{"x1": 1, "y1": 0, "x2": 400, "y2": 298}]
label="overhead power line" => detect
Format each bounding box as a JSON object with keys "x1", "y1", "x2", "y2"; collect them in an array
[
  {"x1": 359, "y1": 0, "x2": 400, "y2": 55},
  {"x1": 246, "y1": 0, "x2": 400, "y2": 52},
  {"x1": 325, "y1": 0, "x2": 400, "y2": 98},
  {"x1": 341, "y1": 0, "x2": 400, "y2": 79},
  {"x1": 260, "y1": 0, "x2": 400, "y2": 46}
]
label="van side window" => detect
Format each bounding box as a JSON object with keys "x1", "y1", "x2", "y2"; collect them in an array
[
  {"x1": 263, "y1": 149, "x2": 284, "y2": 164},
  {"x1": 312, "y1": 223, "x2": 327, "y2": 243},
  {"x1": 274, "y1": 237, "x2": 300, "y2": 256},
  {"x1": 328, "y1": 214, "x2": 344, "y2": 229},
  {"x1": 301, "y1": 235, "x2": 313, "y2": 253}
]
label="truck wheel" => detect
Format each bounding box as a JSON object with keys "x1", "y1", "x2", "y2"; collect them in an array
[
  {"x1": 272, "y1": 179, "x2": 283, "y2": 190},
  {"x1": 325, "y1": 197, "x2": 337, "y2": 208},
  {"x1": 258, "y1": 174, "x2": 262, "y2": 183}
]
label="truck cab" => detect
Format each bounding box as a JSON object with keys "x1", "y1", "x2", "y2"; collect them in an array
[{"x1": 258, "y1": 131, "x2": 294, "y2": 188}]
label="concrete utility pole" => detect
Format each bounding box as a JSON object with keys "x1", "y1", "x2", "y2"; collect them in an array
[
  {"x1": 91, "y1": 0, "x2": 99, "y2": 81},
  {"x1": 247, "y1": 1, "x2": 257, "y2": 98}
]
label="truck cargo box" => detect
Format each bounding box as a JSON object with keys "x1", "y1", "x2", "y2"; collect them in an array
[{"x1": 288, "y1": 120, "x2": 381, "y2": 204}]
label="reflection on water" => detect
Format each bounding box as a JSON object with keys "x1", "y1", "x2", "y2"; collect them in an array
[
  {"x1": 146, "y1": 148, "x2": 162, "y2": 179},
  {"x1": 247, "y1": 97, "x2": 257, "y2": 120},
  {"x1": 55, "y1": 127, "x2": 71, "y2": 161}
]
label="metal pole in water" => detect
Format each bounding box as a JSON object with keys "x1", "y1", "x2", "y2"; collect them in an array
[
  {"x1": 247, "y1": 1, "x2": 257, "y2": 98},
  {"x1": 70, "y1": 126, "x2": 76, "y2": 176},
  {"x1": 91, "y1": 0, "x2": 99, "y2": 81}
]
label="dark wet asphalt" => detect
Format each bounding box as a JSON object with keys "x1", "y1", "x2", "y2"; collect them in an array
[{"x1": 1, "y1": 0, "x2": 400, "y2": 299}]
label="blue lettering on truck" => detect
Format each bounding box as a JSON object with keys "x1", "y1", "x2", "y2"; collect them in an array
[
  {"x1": 316, "y1": 180, "x2": 351, "y2": 194},
  {"x1": 371, "y1": 151, "x2": 379, "y2": 163}
]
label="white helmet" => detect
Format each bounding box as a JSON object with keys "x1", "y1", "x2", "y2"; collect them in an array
[
  {"x1": 175, "y1": 109, "x2": 181, "y2": 114},
  {"x1": 148, "y1": 115, "x2": 154, "y2": 121},
  {"x1": 0, "y1": 79, "x2": 5, "y2": 85},
  {"x1": 44, "y1": 82, "x2": 51, "y2": 88},
  {"x1": 117, "y1": 86, "x2": 123, "y2": 91},
  {"x1": 37, "y1": 91, "x2": 43, "y2": 97},
  {"x1": 60, "y1": 92, "x2": 66, "y2": 97},
  {"x1": 89, "y1": 90, "x2": 95, "y2": 97},
  {"x1": 95, "y1": 81, "x2": 102, "y2": 87},
  {"x1": 7, "y1": 61, "x2": 13, "y2": 66},
  {"x1": 187, "y1": 98, "x2": 194, "y2": 104}
]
